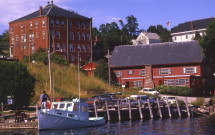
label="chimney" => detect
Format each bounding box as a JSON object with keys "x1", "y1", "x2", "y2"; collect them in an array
[
  {"x1": 51, "y1": 0, "x2": 53, "y2": 4},
  {"x1": 190, "y1": 21, "x2": 193, "y2": 30},
  {"x1": 48, "y1": 1, "x2": 49, "y2": 5},
  {"x1": 39, "y1": 6, "x2": 42, "y2": 16}
]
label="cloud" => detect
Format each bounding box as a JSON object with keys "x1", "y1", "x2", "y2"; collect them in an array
[{"x1": 105, "y1": 16, "x2": 122, "y2": 23}]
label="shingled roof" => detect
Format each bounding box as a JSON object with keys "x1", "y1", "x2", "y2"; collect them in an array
[
  {"x1": 10, "y1": 4, "x2": 89, "y2": 23},
  {"x1": 171, "y1": 18, "x2": 215, "y2": 34},
  {"x1": 110, "y1": 41, "x2": 203, "y2": 67}
]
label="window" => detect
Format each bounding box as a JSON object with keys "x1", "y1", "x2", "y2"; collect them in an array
[
  {"x1": 87, "y1": 45, "x2": 90, "y2": 52},
  {"x1": 35, "y1": 21, "x2": 38, "y2": 28},
  {"x1": 87, "y1": 56, "x2": 90, "y2": 61},
  {"x1": 186, "y1": 35, "x2": 188, "y2": 39},
  {"x1": 87, "y1": 33, "x2": 90, "y2": 40},
  {"x1": 174, "y1": 36, "x2": 177, "y2": 41},
  {"x1": 36, "y1": 32, "x2": 38, "y2": 38},
  {"x1": 69, "y1": 21, "x2": 72, "y2": 28},
  {"x1": 82, "y1": 106, "x2": 87, "y2": 112},
  {"x1": 184, "y1": 67, "x2": 196, "y2": 74},
  {"x1": 69, "y1": 32, "x2": 74, "y2": 40},
  {"x1": 70, "y1": 54, "x2": 74, "y2": 61},
  {"x1": 11, "y1": 26, "x2": 13, "y2": 33},
  {"x1": 51, "y1": 30, "x2": 54, "y2": 38},
  {"x1": 32, "y1": 46, "x2": 35, "y2": 53},
  {"x1": 42, "y1": 31, "x2": 45, "y2": 39},
  {"x1": 56, "y1": 20, "x2": 59, "y2": 27},
  {"x1": 62, "y1": 44, "x2": 66, "y2": 52},
  {"x1": 21, "y1": 35, "x2": 24, "y2": 42},
  {"x1": 76, "y1": 22, "x2": 80, "y2": 29},
  {"x1": 82, "y1": 45, "x2": 85, "y2": 52},
  {"x1": 30, "y1": 22, "x2": 32, "y2": 29},
  {"x1": 81, "y1": 22, "x2": 85, "y2": 29},
  {"x1": 139, "y1": 69, "x2": 145, "y2": 76},
  {"x1": 42, "y1": 20, "x2": 45, "y2": 27},
  {"x1": 86, "y1": 22, "x2": 90, "y2": 29},
  {"x1": 16, "y1": 35, "x2": 19, "y2": 43},
  {"x1": 127, "y1": 70, "x2": 133, "y2": 75},
  {"x1": 56, "y1": 43, "x2": 60, "y2": 51},
  {"x1": 82, "y1": 33, "x2": 85, "y2": 40},
  {"x1": 69, "y1": 44, "x2": 74, "y2": 52},
  {"x1": 56, "y1": 31, "x2": 60, "y2": 39},
  {"x1": 61, "y1": 20, "x2": 65, "y2": 27},
  {"x1": 10, "y1": 46, "x2": 14, "y2": 57},
  {"x1": 159, "y1": 68, "x2": 171, "y2": 75},
  {"x1": 51, "y1": 19, "x2": 54, "y2": 27},
  {"x1": 115, "y1": 71, "x2": 122, "y2": 77},
  {"x1": 21, "y1": 25, "x2": 23, "y2": 31},
  {"x1": 78, "y1": 55, "x2": 81, "y2": 61},
  {"x1": 164, "y1": 79, "x2": 174, "y2": 86},
  {"x1": 77, "y1": 32, "x2": 80, "y2": 40},
  {"x1": 133, "y1": 81, "x2": 142, "y2": 87},
  {"x1": 29, "y1": 34, "x2": 32, "y2": 41},
  {"x1": 32, "y1": 34, "x2": 34, "y2": 41},
  {"x1": 175, "y1": 79, "x2": 189, "y2": 86},
  {"x1": 78, "y1": 45, "x2": 81, "y2": 52},
  {"x1": 11, "y1": 36, "x2": 14, "y2": 44}
]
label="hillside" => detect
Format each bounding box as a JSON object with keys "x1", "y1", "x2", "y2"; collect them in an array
[{"x1": 27, "y1": 62, "x2": 121, "y2": 105}]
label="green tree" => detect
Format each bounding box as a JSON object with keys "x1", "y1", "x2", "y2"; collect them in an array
[
  {"x1": 0, "y1": 61, "x2": 35, "y2": 107},
  {"x1": 94, "y1": 59, "x2": 108, "y2": 82},
  {"x1": 22, "y1": 48, "x2": 69, "y2": 65},
  {"x1": 194, "y1": 31, "x2": 201, "y2": 41},
  {"x1": 0, "y1": 30, "x2": 9, "y2": 44},
  {"x1": 147, "y1": 25, "x2": 171, "y2": 42},
  {"x1": 200, "y1": 21, "x2": 215, "y2": 63}
]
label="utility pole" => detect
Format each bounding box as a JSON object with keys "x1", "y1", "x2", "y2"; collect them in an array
[{"x1": 48, "y1": 49, "x2": 52, "y2": 94}]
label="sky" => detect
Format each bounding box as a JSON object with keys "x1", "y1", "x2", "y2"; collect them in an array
[{"x1": 0, "y1": 0, "x2": 214, "y2": 34}]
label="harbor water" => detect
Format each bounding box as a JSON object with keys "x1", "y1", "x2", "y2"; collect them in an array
[{"x1": 0, "y1": 116, "x2": 214, "y2": 135}]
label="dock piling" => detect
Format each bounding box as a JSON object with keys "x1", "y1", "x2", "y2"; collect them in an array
[
  {"x1": 138, "y1": 99, "x2": 143, "y2": 119},
  {"x1": 156, "y1": 98, "x2": 162, "y2": 118},
  {"x1": 94, "y1": 101, "x2": 98, "y2": 118},
  {"x1": 175, "y1": 98, "x2": 181, "y2": 117},
  {"x1": 166, "y1": 98, "x2": 172, "y2": 118},
  {"x1": 105, "y1": 100, "x2": 110, "y2": 121},
  {"x1": 128, "y1": 99, "x2": 132, "y2": 120},
  {"x1": 185, "y1": 97, "x2": 190, "y2": 117},
  {"x1": 117, "y1": 100, "x2": 121, "y2": 121},
  {"x1": 147, "y1": 99, "x2": 153, "y2": 119}
]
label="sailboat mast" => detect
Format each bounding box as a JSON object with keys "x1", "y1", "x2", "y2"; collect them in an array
[{"x1": 78, "y1": 51, "x2": 81, "y2": 119}]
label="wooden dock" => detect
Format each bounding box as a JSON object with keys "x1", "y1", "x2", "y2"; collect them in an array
[{"x1": 0, "y1": 122, "x2": 37, "y2": 129}]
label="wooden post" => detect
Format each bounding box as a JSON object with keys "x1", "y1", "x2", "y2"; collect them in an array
[
  {"x1": 36, "y1": 103, "x2": 38, "y2": 116},
  {"x1": 166, "y1": 98, "x2": 172, "y2": 118},
  {"x1": 156, "y1": 98, "x2": 162, "y2": 118},
  {"x1": 94, "y1": 101, "x2": 98, "y2": 118},
  {"x1": 138, "y1": 99, "x2": 143, "y2": 119},
  {"x1": 185, "y1": 97, "x2": 190, "y2": 117},
  {"x1": 175, "y1": 98, "x2": 181, "y2": 117},
  {"x1": 147, "y1": 99, "x2": 153, "y2": 119},
  {"x1": 128, "y1": 99, "x2": 132, "y2": 120},
  {"x1": 117, "y1": 100, "x2": 121, "y2": 121},
  {"x1": 105, "y1": 100, "x2": 110, "y2": 121}
]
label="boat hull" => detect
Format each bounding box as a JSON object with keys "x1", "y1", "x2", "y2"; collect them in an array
[{"x1": 38, "y1": 112, "x2": 105, "y2": 130}]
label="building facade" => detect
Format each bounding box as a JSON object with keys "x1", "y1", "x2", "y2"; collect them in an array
[
  {"x1": 171, "y1": 17, "x2": 215, "y2": 42},
  {"x1": 9, "y1": 2, "x2": 92, "y2": 65},
  {"x1": 110, "y1": 41, "x2": 215, "y2": 96},
  {"x1": 131, "y1": 32, "x2": 161, "y2": 45}
]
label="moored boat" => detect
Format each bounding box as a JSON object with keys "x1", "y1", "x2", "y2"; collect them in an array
[{"x1": 38, "y1": 99, "x2": 105, "y2": 130}]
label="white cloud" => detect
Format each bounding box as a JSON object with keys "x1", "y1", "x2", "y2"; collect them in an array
[{"x1": 105, "y1": 16, "x2": 122, "y2": 23}]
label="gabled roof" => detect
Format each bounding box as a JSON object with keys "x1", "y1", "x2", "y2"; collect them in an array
[
  {"x1": 144, "y1": 32, "x2": 160, "y2": 40},
  {"x1": 171, "y1": 18, "x2": 215, "y2": 34},
  {"x1": 110, "y1": 41, "x2": 203, "y2": 67},
  {"x1": 10, "y1": 4, "x2": 89, "y2": 23}
]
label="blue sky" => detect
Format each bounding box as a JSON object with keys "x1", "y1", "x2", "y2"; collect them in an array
[{"x1": 0, "y1": 0, "x2": 214, "y2": 34}]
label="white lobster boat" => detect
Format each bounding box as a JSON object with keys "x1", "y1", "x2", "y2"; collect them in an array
[{"x1": 38, "y1": 100, "x2": 105, "y2": 130}]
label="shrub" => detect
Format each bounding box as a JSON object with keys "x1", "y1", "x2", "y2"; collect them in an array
[
  {"x1": 191, "y1": 98, "x2": 204, "y2": 106},
  {"x1": 173, "y1": 99, "x2": 185, "y2": 107},
  {"x1": 155, "y1": 85, "x2": 193, "y2": 96}
]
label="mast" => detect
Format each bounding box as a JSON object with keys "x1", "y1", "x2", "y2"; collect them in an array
[{"x1": 78, "y1": 51, "x2": 81, "y2": 119}]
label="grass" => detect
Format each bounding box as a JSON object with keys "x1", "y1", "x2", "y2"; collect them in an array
[
  {"x1": 191, "y1": 98, "x2": 204, "y2": 106},
  {"x1": 27, "y1": 62, "x2": 122, "y2": 105}
]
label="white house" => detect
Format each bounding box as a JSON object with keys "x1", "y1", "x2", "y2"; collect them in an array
[
  {"x1": 171, "y1": 17, "x2": 215, "y2": 42},
  {"x1": 132, "y1": 32, "x2": 161, "y2": 45}
]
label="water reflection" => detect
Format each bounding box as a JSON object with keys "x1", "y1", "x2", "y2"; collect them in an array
[{"x1": 0, "y1": 117, "x2": 215, "y2": 135}]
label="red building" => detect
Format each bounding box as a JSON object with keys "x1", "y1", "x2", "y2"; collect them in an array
[
  {"x1": 82, "y1": 62, "x2": 98, "y2": 77},
  {"x1": 9, "y1": 1, "x2": 92, "y2": 65},
  {"x1": 110, "y1": 41, "x2": 215, "y2": 96}
]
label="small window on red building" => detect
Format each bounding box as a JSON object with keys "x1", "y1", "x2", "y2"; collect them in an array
[{"x1": 127, "y1": 70, "x2": 133, "y2": 75}]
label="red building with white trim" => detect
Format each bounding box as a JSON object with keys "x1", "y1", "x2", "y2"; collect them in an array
[
  {"x1": 9, "y1": 1, "x2": 92, "y2": 65},
  {"x1": 110, "y1": 41, "x2": 215, "y2": 96}
]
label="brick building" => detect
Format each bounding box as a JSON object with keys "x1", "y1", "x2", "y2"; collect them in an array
[
  {"x1": 110, "y1": 41, "x2": 215, "y2": 96},
  {"x1": 9, "y1": 2, "x2": 92, "y2": 65}
]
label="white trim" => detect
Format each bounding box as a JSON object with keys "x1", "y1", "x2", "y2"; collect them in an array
[
  {"x1": 171, "y1": 28, "x2": 206, "y2": 35},
  {"x1": 121, "y1": 77, "x2": 145, "y2": 80},
  {"x1": 153, "y1": 75, "x2": 191, "y2": 78}
]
